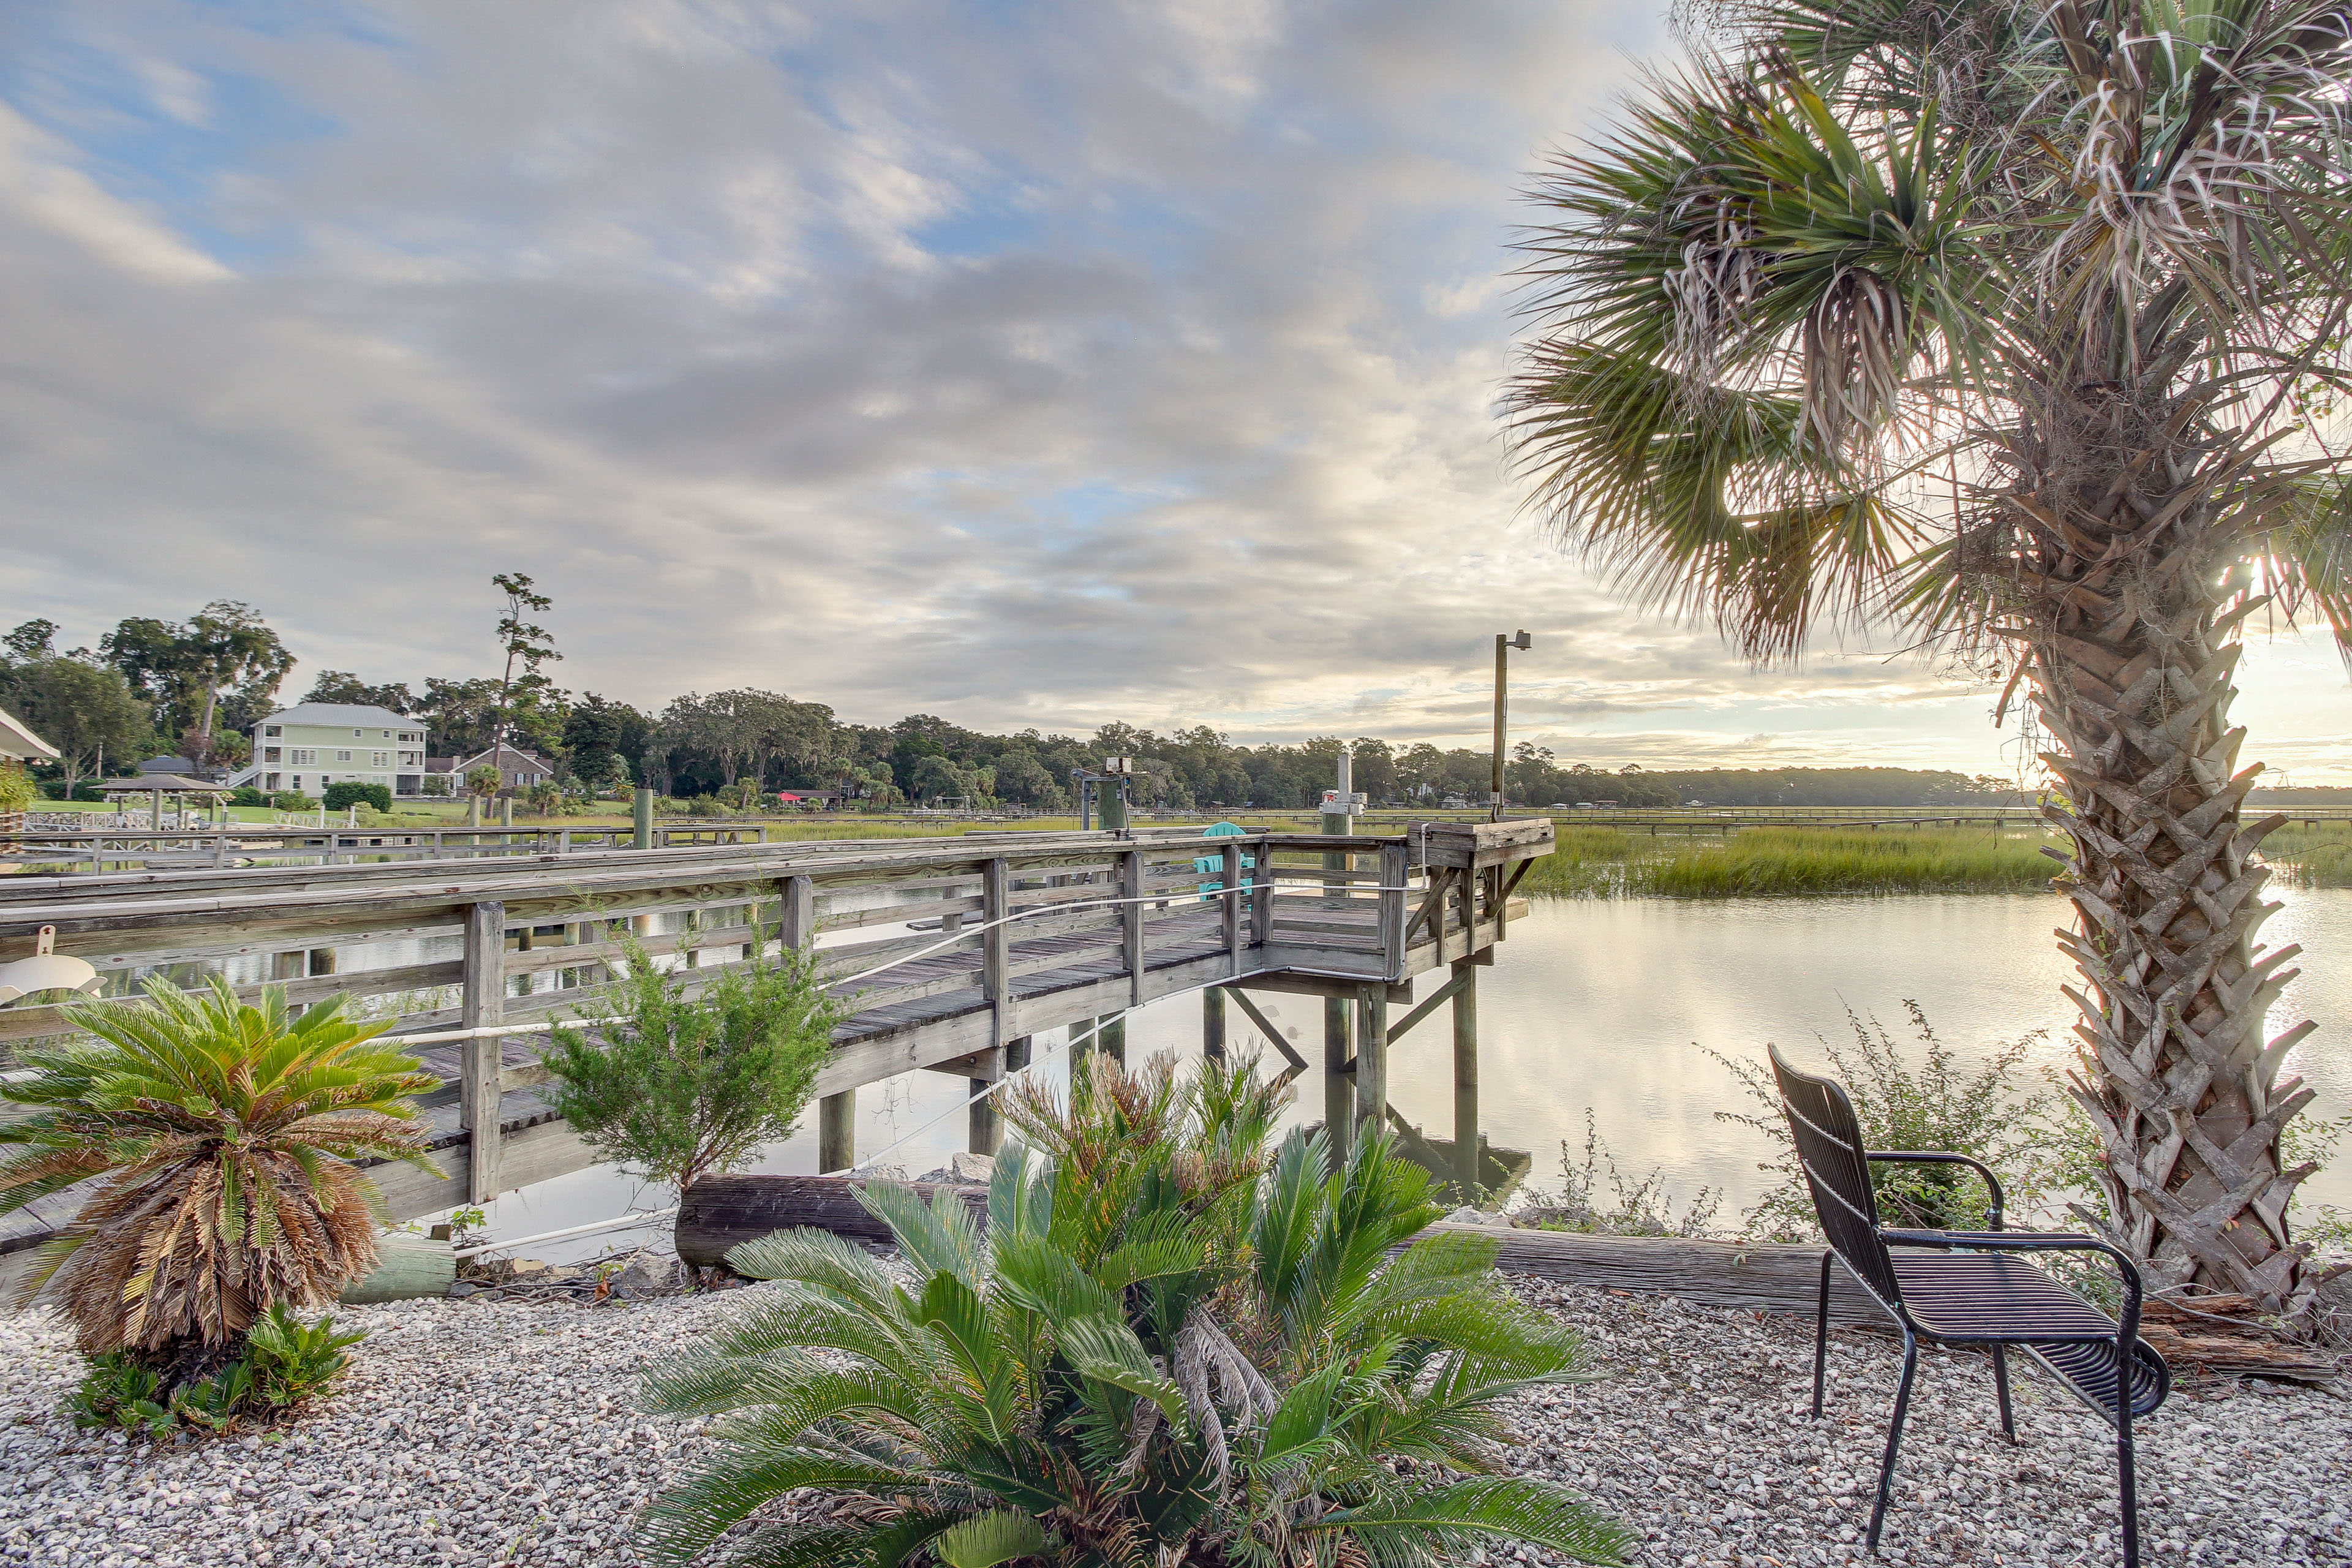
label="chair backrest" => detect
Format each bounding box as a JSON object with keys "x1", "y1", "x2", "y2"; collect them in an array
[{"x1": 1768, "y1": 1043, "x2": 1901, "y2": 1307}]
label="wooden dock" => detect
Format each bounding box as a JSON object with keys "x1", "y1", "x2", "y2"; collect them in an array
[{"x1": 0, "y1": 820, "x2": 1551, "y2": 1286}]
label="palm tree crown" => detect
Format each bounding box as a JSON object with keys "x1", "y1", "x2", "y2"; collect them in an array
[{"x1": 1510, "y1": 0, "x2": 2352, "y2": 1310}]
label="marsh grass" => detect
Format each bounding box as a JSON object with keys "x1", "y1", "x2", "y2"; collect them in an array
[
  {"x1": 1515, "y1": 824, "x2": 2064, "y2": 898},
  {"x1": 2258, "y1": 822, "x2": 2352, "y2": 889}
]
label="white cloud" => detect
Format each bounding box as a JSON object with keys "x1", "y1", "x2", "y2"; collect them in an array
[{"x1": 6, "y1": 1, "x2": 2343, "y2": 776}]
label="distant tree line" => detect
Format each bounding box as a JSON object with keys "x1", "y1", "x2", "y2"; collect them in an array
[{"x1": 4, "y1": 600, "x2": 2021, "y2": 810}]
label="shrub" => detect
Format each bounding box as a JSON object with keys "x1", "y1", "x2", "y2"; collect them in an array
[
  {"x1": 1713, "y1": 1001, "x2": 2049, "y2": 1240},
  {"x1": 0, "y1": 978, "x2": 438, "y2": 1393},
  {"x1": 543, "y1": 933, "x2": 840, "y2": 1200},
  {"x1": 230, "y1": 786, "x2": 266, "y2": 806},
  {"x1": 65, "y1": 1305, "x2": 366, "y2": 1436},
  {"x1": 270, "y1": 790, "x2": 317, "y2": 812},
  {"x1": 0, "y1": 762, "x2": 34, "y2": 813},
  {"x1": 636, "y1": 1052, "x2": 1632, "y2": 1568},
  {"x1": 323, "y1": 782, "x2": 391, "y2": 812}
]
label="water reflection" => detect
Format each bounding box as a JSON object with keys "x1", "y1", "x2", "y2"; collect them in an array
[{"x1": 430, "y1": 888, "x2": 2352, "y2": 1259}]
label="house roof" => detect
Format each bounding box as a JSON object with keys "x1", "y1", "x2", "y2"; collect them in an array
[
  {"x1": 447, "y1": 745, "x2": 556, "y2": 771},
  {"x1": 139, "y1": 755, "x2": 198, "y2": 774},
  {"x1": 97, "y1": 775, "x2": 232, "y2": 794},
  {"x1": 0, "y1": 704, "x2": 59, "y2": 762},
  {"x1": 257, "y1": 703, "x2": 421, "y2": 729}
]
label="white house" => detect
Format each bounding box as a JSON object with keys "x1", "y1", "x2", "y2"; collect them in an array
[{"x1": 232, "y1": 703, "x2": 429, "y2": 797}]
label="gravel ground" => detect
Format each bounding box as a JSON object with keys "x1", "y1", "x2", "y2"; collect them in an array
[{"x1": 2, "y1": 1273, "x2": 2345, "y2": 1568}]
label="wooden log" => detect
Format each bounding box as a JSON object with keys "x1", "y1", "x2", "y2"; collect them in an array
[
  {"x1": 340, "y1": 1234, "x2": 457, "y2": 1303},
  {"x1": 1460, "y1": 1224, "x2": 1888, "y2": 1325},
  {"x1": 675, "y1": 1174, "x2": 990, "y2": 1267}
]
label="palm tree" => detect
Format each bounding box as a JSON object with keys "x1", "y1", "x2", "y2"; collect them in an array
[
  {"x1": 637, "y1": 1053, "x2": 1632, "y2": 1568},
  {"x1": 1509, "y1": 0, "x2": 2352, "y2": 1313},
  {"x1": 0, "y1": 977, "x2": 440, "y2": 1386}
]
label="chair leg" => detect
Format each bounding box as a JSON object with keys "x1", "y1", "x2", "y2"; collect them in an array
[
  {"x1": 1990, "y1": 1344, "x2": 2015, "y2": 1442},
  {"x1": 2118, "y1": 1401, "x2": 2140, "y2": 1568},
  {"x1": 1866, "y1": 1330, "x2": 1918, "y2": 1555},
  {"x1": 1812, "y1": 1250, "x2": 1833, "y2": 1418}
]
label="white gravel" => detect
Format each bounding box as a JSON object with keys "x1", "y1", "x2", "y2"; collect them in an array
[{"x1": 2, "y1": 1273, "x2": 2345, "y2": 1568}]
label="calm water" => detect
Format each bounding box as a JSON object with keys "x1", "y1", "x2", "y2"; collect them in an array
[{"x1": 448, "y1": 888, "x2": 2352, "y2": 1259}]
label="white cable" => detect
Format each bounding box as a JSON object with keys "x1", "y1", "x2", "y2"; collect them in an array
[{"x1": 452, "y1": 1204, "x2": 679, "y2": 1259}]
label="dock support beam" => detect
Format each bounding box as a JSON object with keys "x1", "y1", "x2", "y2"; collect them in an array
[
  {"x1": 459, "y1": 900, "x2": 505, "y2": 1205},
  {"x1": 1203, "y1": 987, "x2": 1226, "y2": 1061},
  {"x1": 1452, "y1": 956, "x2": 1479, "y2": 1202},
  {"x1": 1094, "y1": 1013, "x2": 1126, "y2": 1065},
  {"x1": 818, "y1": 1091, "x2": 854, "y2": 1173}
]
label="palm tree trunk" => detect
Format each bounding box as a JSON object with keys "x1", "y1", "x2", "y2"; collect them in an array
[{"x1": 2012, "y1": 382, "x2": 2316, "y2": 1313}]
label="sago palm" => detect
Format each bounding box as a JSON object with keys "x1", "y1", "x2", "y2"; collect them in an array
[
  {"x1": 637, "y1": 1052, "x2": 1631, "y2": 1568},
  {"x1": 1509, "y1": 0, "x2": 2352, "y2": 1311},
  {"x1": 1, "y1": 976, "x2": 440, "y2": 1383}
]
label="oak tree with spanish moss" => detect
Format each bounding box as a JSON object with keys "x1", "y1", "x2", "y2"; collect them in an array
[{"x1": 1509, "y1": 0, "x2": 2352, "y2": 1310}]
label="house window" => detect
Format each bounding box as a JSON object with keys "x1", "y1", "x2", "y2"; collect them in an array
[
  {"x1": 353, "y1": 729, "x2": 363, "y2": 738},
  {"x1": 289, "y1": 749, "x2": 315, "y2": 765},
  {"x1": 381, "y1": 730, "x2": 392, "y2": 739},
  {"x1": 265, "y1": 725, "x2": 282, "y2": 738},
  {"x1": 372, "y1": 752, "x2": 390, "y2": 767},
  {"x1": 336, "y1": 750, "x2": 353, "y2": 763},
  {"x1": 264, "y1": 748, "x2": 281, "y2": 763}
]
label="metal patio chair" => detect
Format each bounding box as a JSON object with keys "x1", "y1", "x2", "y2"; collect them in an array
[{"x1": 1769, "y1": 1044, "x2": 2169, "y2": 1566}]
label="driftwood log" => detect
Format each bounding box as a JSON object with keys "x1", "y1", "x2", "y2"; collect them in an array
[{"x1": 676, "y1": 1175, "x2": 990, "y2": 1268}]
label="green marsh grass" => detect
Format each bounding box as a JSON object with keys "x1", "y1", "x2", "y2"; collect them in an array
[{"x1": 1517, "y1": 824, "x2": 2065, "y2": 899}]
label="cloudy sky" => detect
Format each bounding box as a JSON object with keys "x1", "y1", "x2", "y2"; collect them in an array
[{"x1": 6, "y1": 1, "x2": 2350, "y2": 778}]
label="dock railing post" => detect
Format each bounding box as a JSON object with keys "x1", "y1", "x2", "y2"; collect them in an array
[
  {"x1": 1120, "y1": 847, "x2": 1144, "y2": 1008},
  {"x1": 1250, "y1": 834, "x2": 1273, "y2": 950},
  {"x1": 1221, "y1": 840, "x2": 1242, "y2": 976},
  {"x1": 460, "y1": 900, "x2": 506, "y2": 1204},
  {"x1": 983, "y1": 857, "x2": 1011, "y2": 1050},
  {"x1": 1378, "y1": 842, "x2": 1408, "y2": 980},
  {"x1": 633, "y1": 788, "x2": 653, "y2": 850}
]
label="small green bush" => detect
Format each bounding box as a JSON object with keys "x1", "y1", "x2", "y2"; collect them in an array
[
  {"x1": 42, "y1": 780, "x2": 106, "y2": 802},
  {"x1": 230, "y1": 786, "x2": 266, "y2": 806},
  {"x1": 323, "y1": 782, "x2": 391, "y2": 812},
  {"x1": 64, "y1": 1305, "x2": 365, "y2": 1437},
  {"x1": 0, "y1": 763, "x2": 34, "y2": 813},
  {"x1": 270, "y1": 790, "x2": 318, "y2": 812},
  {"x1": 544, "y1": 932, "x2": 840, "y2": 1199}
]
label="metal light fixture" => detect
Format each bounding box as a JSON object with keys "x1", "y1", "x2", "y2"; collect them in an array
[
  {"x1": 0, "y1": 925, "x2": 102, "y2": 1005},
  {"x1": 1491, "y1": 630, "x2": 1532, "y2": 822}
]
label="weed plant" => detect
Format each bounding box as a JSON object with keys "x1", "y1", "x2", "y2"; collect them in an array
[{"x1": 1517, "y1": 1110, "x2": 1725, "y2": 1238}]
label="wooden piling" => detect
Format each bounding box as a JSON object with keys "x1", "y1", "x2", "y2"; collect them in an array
[
  {"x1": 1202, "y1": 987, "x2": 1226, "y2": 1060},
  {"x1": 1324, "y1": 995, "x2": 1352, "y2": 1167},
  {"x1": 1451, "y1": 956, "x2": 1479, "y2": 1202},
  {"x1": 818, "y1": 1090, "x2": 854, "y2": 1173},
  {"x1": 1352, "y1": 983, "x2": 1387, "y2": 1133}
]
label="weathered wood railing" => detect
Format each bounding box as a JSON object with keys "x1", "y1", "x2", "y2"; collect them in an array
[
  {"x1": 0, "y1": 822, "x2": 774, "y2": 871},
  {"x1": 0, "y1": 820, "x2": 1550, "y2": 1281}
]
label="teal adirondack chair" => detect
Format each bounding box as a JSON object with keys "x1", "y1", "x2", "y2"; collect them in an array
[{"x1": 1193, "y1": 821, "x2": 1254, "y2": 902}]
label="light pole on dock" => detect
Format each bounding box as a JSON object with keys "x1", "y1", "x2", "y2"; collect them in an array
[{"x1": 1490, "y1": 630, "x2": 1531, "y2": 822}]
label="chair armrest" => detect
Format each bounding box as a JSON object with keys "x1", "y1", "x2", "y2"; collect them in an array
[
  {"x1": 1866, "y1": 1150, "x2": 2005, "y2": 1228},
  {"x1": 1877, "y1": 1228, "x2": 2143, "y2": 1340}
]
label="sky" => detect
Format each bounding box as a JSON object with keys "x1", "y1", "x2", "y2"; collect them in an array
[{"x1": 6, "y1": 1, "x2": 2352, "y2": 780}]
